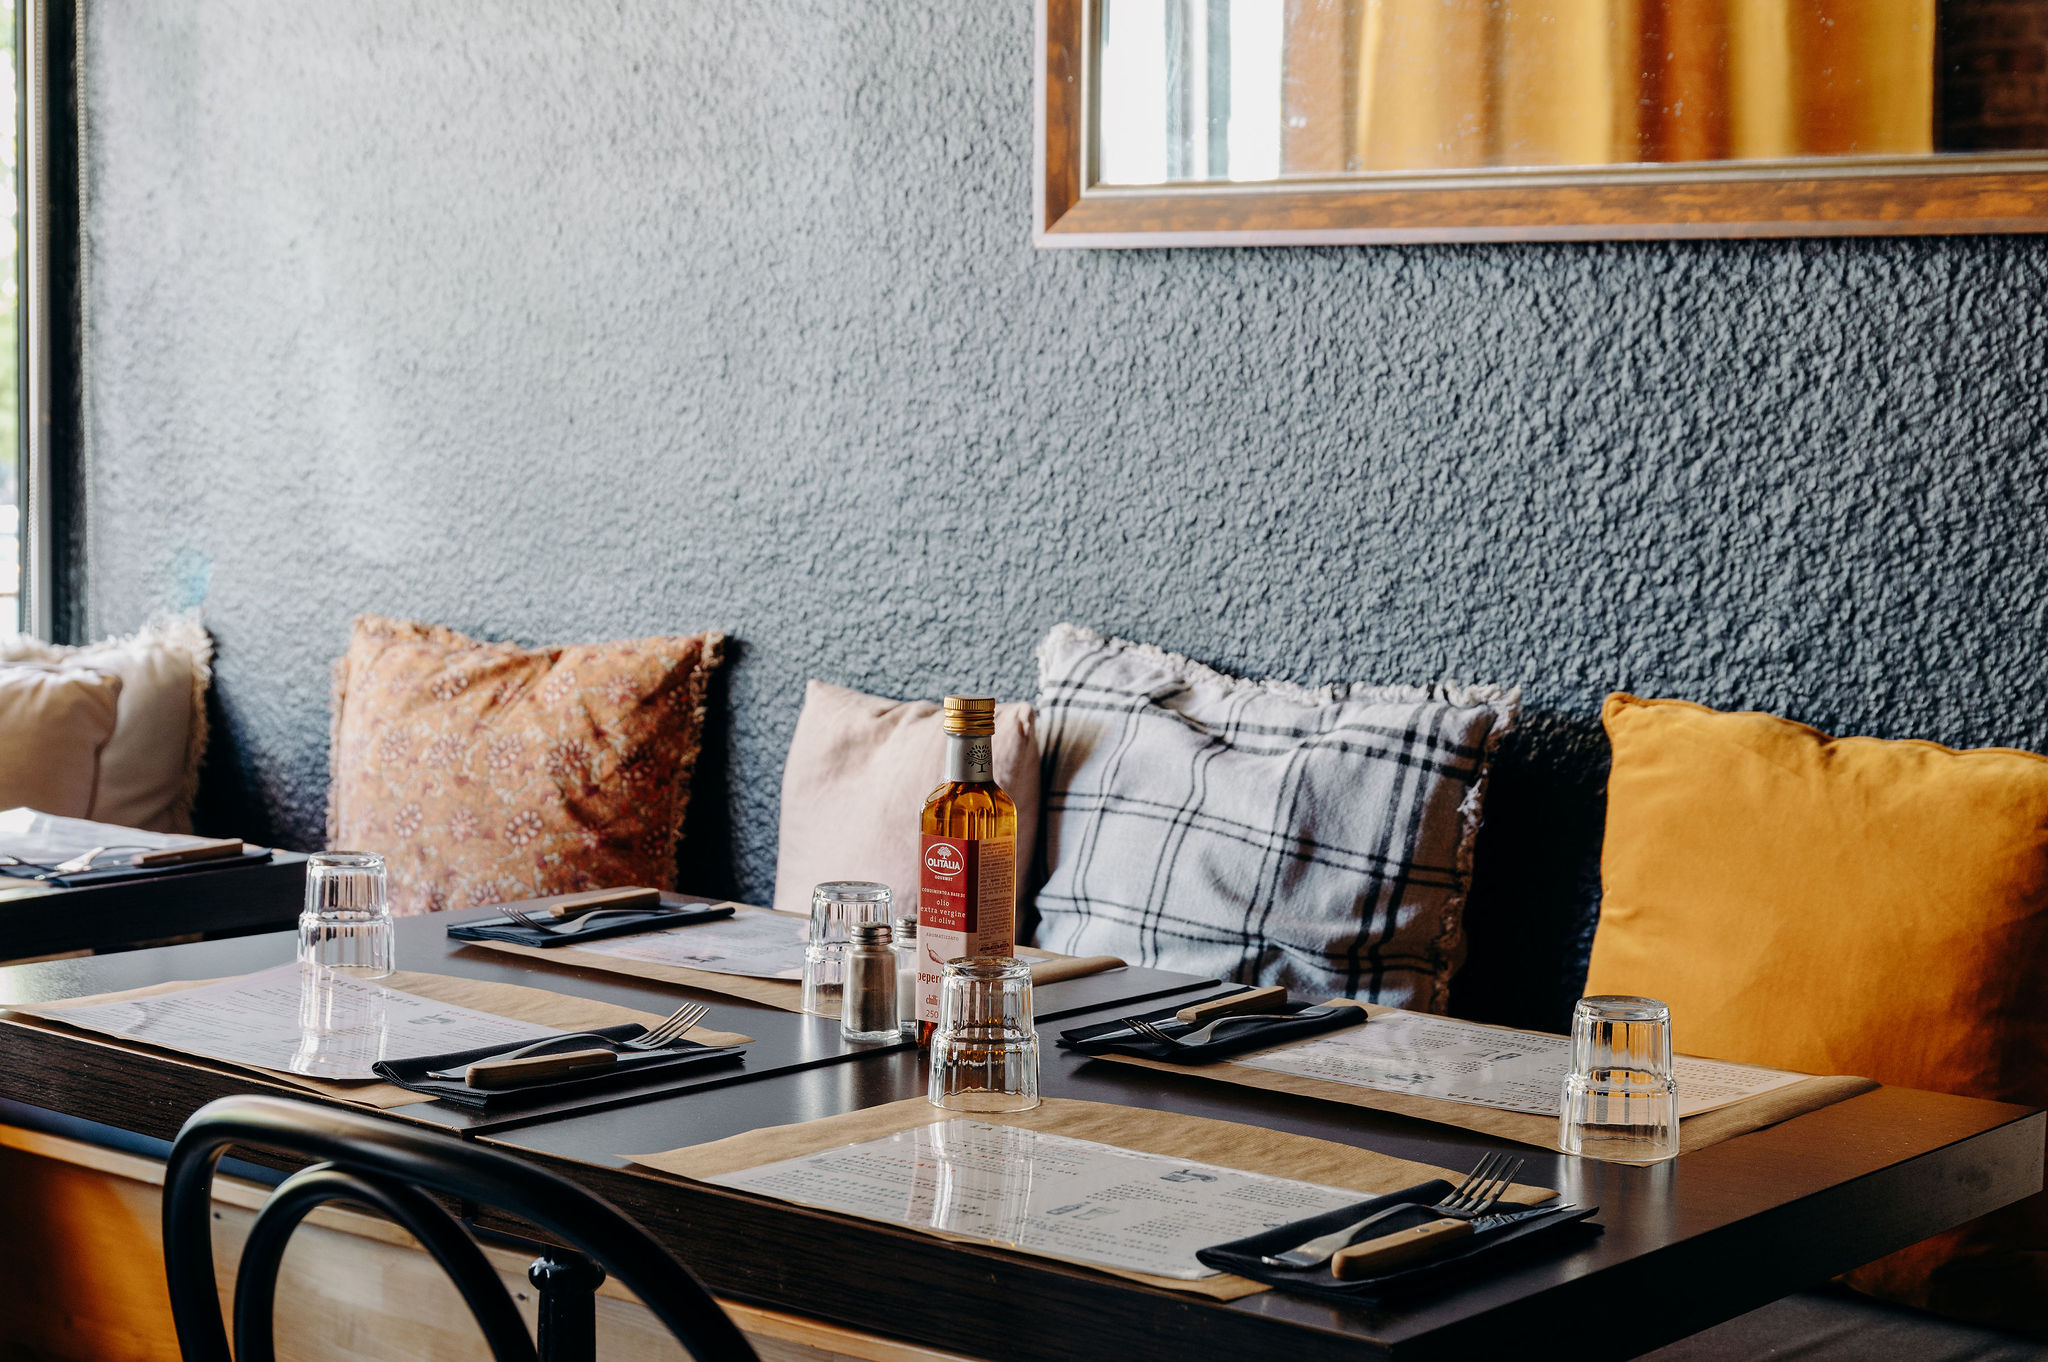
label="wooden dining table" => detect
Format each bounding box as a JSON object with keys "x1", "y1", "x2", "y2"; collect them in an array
[{"x1": 0, "y1": 901, "x2": 2039, "y2": 1362}]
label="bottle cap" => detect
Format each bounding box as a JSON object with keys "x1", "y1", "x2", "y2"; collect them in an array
[
  {"x1": 942, "y1": 695, "x2": 997, "y2": 736},
  {"x1": 850, "y1": 921, "x2": 893, "y2": 947}
]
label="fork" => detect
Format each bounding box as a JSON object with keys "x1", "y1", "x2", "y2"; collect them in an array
[
  {"x1": 1261, "y1": 1152, "x2": 1526, "y2": 1269},
  {"x1": 1124, "y1": 1007, "x2": 1336, "y2": 1049},
  {"x1": 499, "y1": 905, "x2": 681, "y2": 935},
  {"x1": 425, "y1": 1001, "x2": 709, "y2": 1080}
]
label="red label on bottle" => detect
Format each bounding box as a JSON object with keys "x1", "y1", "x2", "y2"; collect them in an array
[
  {"x1": 919, "y1": 835, "x2": 978, "y2": 932},
  {"x1": 916, "y1": 832, "x2": 1017, "y2": 1025}
]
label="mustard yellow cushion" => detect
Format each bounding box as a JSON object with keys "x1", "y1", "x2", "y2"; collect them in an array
[{"x1": 1585, "y1": 693, "x2": 2048, "y2": 1335}]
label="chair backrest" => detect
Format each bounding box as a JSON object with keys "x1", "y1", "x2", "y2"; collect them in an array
[{"x1": 163, "y1": 1093, "x2": 758, "y2": 1362}]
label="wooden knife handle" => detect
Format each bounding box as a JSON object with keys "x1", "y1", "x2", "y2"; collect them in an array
[
  {"x1": 132, "y1": 838, "x2": 244, "y2": 868},
  {"x1": 465, "y1": 1048, "x2": 618, "y2": 1089},
  {"x1": 1176, "y1": 985, "x2": 1287, "y2": 1025},
  {"x1": 1027, "y1": 955, "x2": 1128, "y2": 986},
  {"x1": 1330, "y1": 1218, "x2": 1476, "y2": 1279},
  {"x1": 533, "y1": 886, "x2": 663, "y2": 920}
]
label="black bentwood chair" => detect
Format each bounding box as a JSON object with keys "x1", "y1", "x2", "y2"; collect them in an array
[{"x1": 163, "y1": 1094, "x2": 758, "y2": 1362}]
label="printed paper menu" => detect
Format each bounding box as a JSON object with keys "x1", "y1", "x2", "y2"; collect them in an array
[
  {"x1": 0, "y1": 806, "x2": 212, "y2": 864},
  {"x1": 574, "y1": 907, "x2": 808, "y2": 979},
  {"x1": 707, "y1": 1119, "x2": 1363, "y2": 1279},
  {"x1": 15, "y1": 962, "x2": 561, "y2": 1080},
  {"x1": 1234, "y1": 1011, "x2": 1806, "y2": 1118}
]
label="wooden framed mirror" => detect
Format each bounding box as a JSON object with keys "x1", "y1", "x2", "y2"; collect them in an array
[{"x1": 1037, "y1": 0, "x2": 2048, "y2": 245}]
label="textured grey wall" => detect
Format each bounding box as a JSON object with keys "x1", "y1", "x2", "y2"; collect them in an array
[{"x1": 80, "y1": 2, "x2": 2048, "y2": 1027}]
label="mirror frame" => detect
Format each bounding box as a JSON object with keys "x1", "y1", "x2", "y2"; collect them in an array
[{"x1": 1037, "y1": 0, "x2": 2048, "y2": 247}]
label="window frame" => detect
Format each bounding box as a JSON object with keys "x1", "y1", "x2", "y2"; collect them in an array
[{"x1": 16, "y1": 0, "x2": 81, "y2": 640}]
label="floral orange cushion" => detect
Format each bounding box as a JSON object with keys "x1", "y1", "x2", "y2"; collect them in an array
[{"x1": 328, "y1": 616, "x2": 725, "y2": 915}]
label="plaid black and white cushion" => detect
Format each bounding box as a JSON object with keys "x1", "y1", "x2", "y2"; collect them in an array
[{"x1": 1031, "y1": 625, "x2": 1518, "y2": 1012}]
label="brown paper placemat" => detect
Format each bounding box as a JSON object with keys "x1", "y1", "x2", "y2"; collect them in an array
[
  {"x1": 1097, "y1": 1003, "x2": 1878, "y2": 1157},
  {"x1": 5, "y1": 971, "x2": 753, "y2": 1110},
  {"x1": 632, "y1": 1094, "x2": 1555, "y2": 1300},
  {"x1": 470, "y1": 940, "x2": 814, "y2": 1011},
  {"x1": 468, "y1": 904, "x2": 1125, "y2": 1010}
]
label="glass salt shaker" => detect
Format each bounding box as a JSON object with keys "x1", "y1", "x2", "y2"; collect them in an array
[
  {"x1": 891, "y1": 912, "x2": 919, "y2": 1040},
  {"x1": 841, "y1": 921, "x2": 900, "y2": 1043}
]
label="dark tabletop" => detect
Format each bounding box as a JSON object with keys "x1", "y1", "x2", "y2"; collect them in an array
[
  {"x1": 0, "y1": 900, "x2": 2038, "y2": 1362},
  {"x1": 0, "y1": 898, "x2": 1214, "y2": 1136},
  {"x1": 487, "y1": 1000, "x2": 2042, "y2": 1362},
  {"x1": 0, "y1": 851, "x2": 308, "y2": 958}
]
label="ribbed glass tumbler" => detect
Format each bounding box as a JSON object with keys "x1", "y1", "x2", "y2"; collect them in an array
[
  {"x1": 297, "y1": 851, "x2": 395, "y2": 981},
  {"x1": 1558, "y1": 994, "x2": 1679, "y2": 1164},
  {"x1": 929, "y1": 956, "x2": 1039, "y2": 1113},
  {"x1": 803, "y1": 881, "x2": 894, "y2": 1018}
]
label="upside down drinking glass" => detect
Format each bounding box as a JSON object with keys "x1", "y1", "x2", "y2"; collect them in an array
[
  {"x1": 803, "y1": 881, "x2": 894, "y2": 1018},
  {"x1": 1558, "y1": 994, "x2": 1680, "y2": 1163},
  {"x1": 928, "y1": 956, "x2": 1039, "y2": 1112},
  {"x1": 298, "y1": 851, "x2": 395, "y2": 980}
]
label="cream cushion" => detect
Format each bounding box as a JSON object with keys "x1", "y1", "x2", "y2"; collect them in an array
[
  {"x1": 0, "y1": 615, "x2": 213, "y2": 831},
  {"x1": 772, "y1": 681, "x2": 1040, "y2": 919},
  {"x1": 0, "y1": 663, "x2": 123, "y2": 817}
]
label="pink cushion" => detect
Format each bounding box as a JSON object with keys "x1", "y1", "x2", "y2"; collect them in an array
[
  {"x1": 0, "y1": 663, "x2": 123, "y2": 817},
  {"x1": 773, "y1": 681, "x2": 1039, "y2": 920}
]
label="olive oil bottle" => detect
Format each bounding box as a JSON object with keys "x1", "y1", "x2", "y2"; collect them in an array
[{"x1": 915, "y1": 695, "x2": 1019, "y2": 1047}]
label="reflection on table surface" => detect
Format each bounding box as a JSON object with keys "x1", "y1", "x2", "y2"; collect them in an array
[{"x1": 707, "y1": 1118, "x2": 1364, "y2": 1280}]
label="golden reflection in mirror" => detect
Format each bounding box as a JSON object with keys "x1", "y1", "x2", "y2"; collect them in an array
[{"x1": 1094, "y1": 0, "x2": 2048, "y2": 185}]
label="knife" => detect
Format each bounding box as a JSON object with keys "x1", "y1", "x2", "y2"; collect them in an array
[
  {"x1": 467, "y1": 886, "x2": 669, "y2": 928},
  {"x1": 463, "y1": 1043, "x2": 745, "y2": 1090},
  {"x1": 1330, "y1": 1202, "x2": 1577, "y2": 1280},
  {"x1": 522, "y1": 886, "x2": 666, "y2": 920},
  {"x1": 464, "y1": 1047, "x2": 617, "y2": 1088},
  {"x1": 1074, "y1": 986, "x2": 1290, "y2": 1046},
  {"x1": 132, "y1": 838, "x2": 247, "y2": 868}
]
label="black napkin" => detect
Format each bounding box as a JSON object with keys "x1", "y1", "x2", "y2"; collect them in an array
[
  {"x1": 0, "y1": 848, "x2": 276, "y2": 888},
  {"x1": 1197, "y1": 1186, "x2": 1599, "y2": 1300},
  {"x1": 373, "y1": 1025, "x2": 746, "y2": 1111},
  {"x1": 445, "y1": 902, "x2": 736, "y2": 949},
  {"x1": 1056, "y1": 996, "x2": 1366, "y2": 1063}
]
